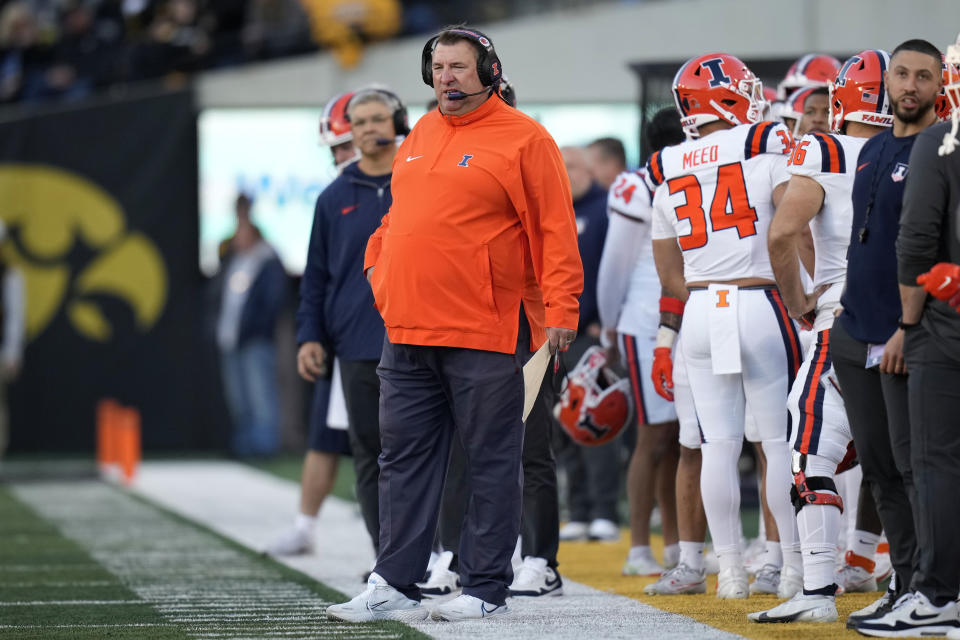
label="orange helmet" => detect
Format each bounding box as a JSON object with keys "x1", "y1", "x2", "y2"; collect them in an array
[
  {"x1": 783, "y1": 86, "x2": 820, "y2": 123},
  {"x1": 936, "y1": 58, "x2": 960, "y2": 122},
  {"x1": 555, "y1": 347, "x2": 632, "y2": 447},
  {"x1": 828, "y1": 50, "x2": 893, "y2": 133},
  {"x1": 778, "y1": 53, "x2": 841, "y2": 99},
  {"x1": 672, "y1": 53, "x2": 764, "y2": 138},
  {"x1": 319, "y1": 91, "x2": 354, "y2": 146}
]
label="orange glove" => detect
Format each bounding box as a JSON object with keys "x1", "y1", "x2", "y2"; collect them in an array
[
  {"x1": 917, "y1": 262, "x2": 960, "y2": 312},
  {"x1": 651, "y1": 347, "x2": 674, "y2": 401}
]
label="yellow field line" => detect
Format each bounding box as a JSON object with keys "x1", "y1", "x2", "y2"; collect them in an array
[{"x1": 558, "y1": 532, "x2": 875, "y2": 639}]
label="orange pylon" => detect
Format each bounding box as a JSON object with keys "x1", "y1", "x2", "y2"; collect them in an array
[
  {"x1": 96, "y1": 399, "x2": 141, "y2": 485},
  {"x1": 117, "y1": 407, "x2": 141, "y2": 485},
  {"x1": 96, "y1": 398, "x2": 121, "y2": 473}
]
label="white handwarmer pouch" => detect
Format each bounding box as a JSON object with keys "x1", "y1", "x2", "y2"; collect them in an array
[{"x1": 707, "y1": 283, "x2": 742, "y2": 375}]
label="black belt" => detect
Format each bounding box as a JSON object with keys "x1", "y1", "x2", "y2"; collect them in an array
[{"x1": 687, "y1": 284, "x2": 778, "y2": 292}]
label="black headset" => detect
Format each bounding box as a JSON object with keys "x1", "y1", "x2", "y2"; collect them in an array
[
  {"x1": 344, "y1": 86, "x2": 410, "y2": 136},
  {"x1": 420, "y1": 28, "x2": 503, "y2": 89}
]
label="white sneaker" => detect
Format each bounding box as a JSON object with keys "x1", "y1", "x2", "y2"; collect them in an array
[
  {"x1": 418, "y1": 550, "x2": 461, "y2": 598},
  {"x1": 748, "y1": 592, "x2": 838, "y2": 623},
  {"x1": 588, "y1": 518, "x2": 620, "y2": 542},
  {"x1": 643, "y1": 563, "x2": 706, "y2": 595},
  {"x1": 856, "y1": 592, "x2": 960, "y2": 637},
  {"x1": 558, "y1": 521, "x2": 589, "y2": 541},
  {"x1": 326, "y1": 572, "x2": 428, "y2": 623},
  {"x1": 777, "y1": 564, "x2": 803, "y2": 599},
  {"x1": 749, "y1": 563, "x2": 780, "y2": 595},
  {"x1": 836, "y1": 553, "x2": 878, "y2": 594},
  {"x1": 263, "y1": 526, "x2": 313, "y2": 556},
  {"x1": 509, "y1": 556, "x2": 563, "y2": 597},
  {"x1": 622, "y1": 552, "x2": 663, "y2": 576},
  {"x1": 716, "y1": 567, "x2": 749, "y2": 599},
  {"x1": 431, "y1": 594, "x2": 510, "y2": 621},
  {"x1": 846, "y1": 585, "x2": 897, "y2": 629}
]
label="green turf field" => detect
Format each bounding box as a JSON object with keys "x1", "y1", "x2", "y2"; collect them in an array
[{"x1": 0, "y1": 482, "x2": 425, "y2": 640}]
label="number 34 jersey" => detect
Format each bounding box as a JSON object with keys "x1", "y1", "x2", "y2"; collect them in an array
[{"x1": 649, "y1": 120, "x2": 792, "y2": 283}]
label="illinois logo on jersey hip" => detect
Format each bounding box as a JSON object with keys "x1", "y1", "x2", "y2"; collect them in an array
[
  {"x1": 458, "y1": 154, "x2": 473, "y2": 167},
  {"x1": 891, "y1": 162, "x2": 908, "y2": 182}
]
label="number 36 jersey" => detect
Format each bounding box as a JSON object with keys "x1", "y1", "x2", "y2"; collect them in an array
[{"x1": 649, "y1": 120, "x2": 792, "y2": 283}]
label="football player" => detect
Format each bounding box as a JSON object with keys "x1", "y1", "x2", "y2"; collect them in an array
[
  {"x1": 777, "y1": 53, "x2": 842, "y2": 101},
  {"x1": 750, "y1": 50, "x2": 895, "y2": 624},
  {"x1": 650, "y1": 53, "x2": 801, "y2": 600},
  {"x1": 781, "y1": 86, "x2": 831, "y2": 139},
  {"x1": 597, "y1": 107, "x2": 685, "y2": 579},
  {"x1": 320, "y1": 91, "x2": 361, "y2": 170}
]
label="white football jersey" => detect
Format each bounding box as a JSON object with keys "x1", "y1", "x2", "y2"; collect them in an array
[
  {"x1": 606, "y1": 169, "x2": 660, "y2": 337},
  {"x1": 786, "y1": 132, "x2": 868, "y2": 290},
  {"x1": 650, "y1": 120, "x2": 792, "y2": 283}
]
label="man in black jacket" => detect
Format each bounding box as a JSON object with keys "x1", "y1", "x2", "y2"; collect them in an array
[{"x1": 890, "y1": 38, "x2": 960, "y2": 637}]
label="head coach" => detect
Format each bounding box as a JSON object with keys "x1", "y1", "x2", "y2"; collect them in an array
[{"x1": 327, "y1": 26, "x2": 583, "y2": 623}]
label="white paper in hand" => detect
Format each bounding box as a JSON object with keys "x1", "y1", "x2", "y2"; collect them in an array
[
  {"x1": 522, "y1": 341, "x2": 552, "y2": 421},
  {"x1": 326, "y1": 358, "x2": 349, "y2": 430}
]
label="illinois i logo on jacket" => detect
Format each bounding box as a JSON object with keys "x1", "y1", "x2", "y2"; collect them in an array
[
  {"x1": 458, "y1": 155, "x2": 473, "y2": 167},
  {"x1": 891, "y1": 162, "x2": 908, "y2": 182}
]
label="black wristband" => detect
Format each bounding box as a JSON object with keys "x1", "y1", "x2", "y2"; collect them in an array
[{"x1": 897, "y1": 316, "x2": 919, "y2": 330}]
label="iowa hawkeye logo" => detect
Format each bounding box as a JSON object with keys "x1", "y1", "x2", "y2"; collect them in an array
[{"x1": 0, "y1": 165, "x2": 167, "y2": 342}]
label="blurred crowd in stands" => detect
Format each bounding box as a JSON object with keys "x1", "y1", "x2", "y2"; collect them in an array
[{"x1": 0, "y1": 0, "x2": 614, "y2": 105}]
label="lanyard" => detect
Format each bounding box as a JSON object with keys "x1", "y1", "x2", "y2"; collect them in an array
[{"x1": 858, "y1": 134, "x2": 899, "y2": 244}]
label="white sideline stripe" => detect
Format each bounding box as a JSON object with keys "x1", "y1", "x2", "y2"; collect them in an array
[
  {"x1": 0, "y1": 600, "x2": 145, "y2": 606},
  {"x1": 10, "y1": 482, "x2": 396, "y2": 640},
  {"x1": 2, "y1": 564, "x2": 102, "y2": 571},
  {"x1": 2, "y1": 581, "x2": 117, "y2": 587},
  {"x1": 131, "y1": 460, "x2": 746, "y2": 640},
  {"x1": 0, "y1": 623, "x2": 175, "y2": 629}
]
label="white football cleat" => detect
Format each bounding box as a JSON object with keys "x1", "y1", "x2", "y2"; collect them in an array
[
  {"x1": 431, "y1": 594, "x2": 510, "y2": 621},
  {"x1": 777, "y1": 564, "x2": 803, "y2": 599},
  {"x1": 855, "y1": 592, "x2": 960, "y2": 637},
  {"x1": 326, "y1": 572, "x2": 428, "y2": 623},
  {"x1": 263, "y1": 526, "x2": 313, "y2": 556},
  {"x1": 588, "y1": 518, "x2": 620, "y2": 542},
  {"x1": 558, "y1": 521, "x2": 589, "y2": 541},
  {"x1": 716, "y1": 567, "x2": 749, "y2": 599},
  {"x1": 509, "y1": 556, "x2": 563, "y2": 597},
  {"x1": 836, "y1": 555, "x2": 878, "y2": 594},
  {"x1": 643, "y1": 563, "x2": 707, "y2": 595},
  {"x1": 749, "y1": 563, "x2": 780, "y2": 595},
  {"x1": 622, "y1": 551, "x2": 663, "y2": 576},
  {"x1": 748, "y1": 592, "x2": 838, "y2": 623},
  {"x1": 418, "y1": 550, "x2": 461, "y2": 598},
  {"x1": 873, "y1": 549, "x2": 893, "y2": 583}
]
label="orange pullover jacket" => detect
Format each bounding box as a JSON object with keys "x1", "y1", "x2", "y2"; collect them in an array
[{"x1": 364, "y1": 95, "x2": 583, "y2": 354}]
